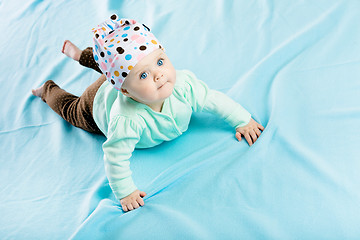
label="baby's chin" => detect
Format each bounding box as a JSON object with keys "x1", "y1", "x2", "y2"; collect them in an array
[{"x1": 160, "y1": 81, "x2": 175, "y2": 97}]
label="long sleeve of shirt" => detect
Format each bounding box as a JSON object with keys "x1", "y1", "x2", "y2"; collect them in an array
[
  {"x1": 102, "y1": 116, "x2": 142, "y2": 200},
  {"x1": 181, "y1": 70, "x2": 251, "y2": 129}
]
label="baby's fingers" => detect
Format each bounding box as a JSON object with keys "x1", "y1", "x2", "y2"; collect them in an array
[
  {"x1": 137, "y1": 196, "x2": 145, "y2": 206},
  {"x1": 235, "y1": 132, "x2": 242, "y2": 141},
  {"x1": 255, "y1": 128, "x2": 262, "y2": 137},
  {"x1": 244, "y1": 133, "x2": 253, "y2": 146},
  {"x1": 122, "y1": 204, "x2": 129, "y2": 212},
  {"x1": 258, "y1": 123, "x2": 265, "y2": 131},
  {"x1": 132, "y1": 201, "x2": 140, "y2": 209},
  {"x1": 127, "y1": 203, "x2": 134, "y2": 211},
  {"x1": 250, "y1": 130, "x2": 257, "y2": 142}
]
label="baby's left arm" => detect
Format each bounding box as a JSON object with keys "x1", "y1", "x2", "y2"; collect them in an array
[
  {"x1": 235, "y1": 118, "x2": 264, "y2": 146},
  {"x1": 181, "y1": 70, "x2": 265, "y2": 145}
]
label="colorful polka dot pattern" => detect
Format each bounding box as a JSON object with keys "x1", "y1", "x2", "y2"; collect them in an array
[{"x1": 92, "y1": 14, "x2": 163, "y2": 91}]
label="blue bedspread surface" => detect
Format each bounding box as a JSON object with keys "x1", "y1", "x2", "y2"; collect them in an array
[{"x1": 1, "y1": 0, "x2": 360, "y2": 239}]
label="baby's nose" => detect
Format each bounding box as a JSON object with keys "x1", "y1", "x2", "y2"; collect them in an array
[{"x1": 155, "y1": 73, "x2": 163, "y2": 81}]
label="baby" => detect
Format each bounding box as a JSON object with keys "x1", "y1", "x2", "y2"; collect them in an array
[{"x1": 32, "y1": 14, "x2": 264, "y2": 212}]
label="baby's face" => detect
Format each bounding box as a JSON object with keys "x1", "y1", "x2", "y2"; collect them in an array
[{"x1": 121, "y1": 49, "x2": 176, "y2": 109}]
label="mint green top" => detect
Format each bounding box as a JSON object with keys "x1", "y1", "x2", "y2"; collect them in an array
[{"x1": 93, "y1": 70, "x2": 251, "y2": 200}]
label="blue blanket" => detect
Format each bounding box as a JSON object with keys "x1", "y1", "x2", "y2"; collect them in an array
[{"x1": 1, "y1": 0, "x2": 360, "y2": 239}]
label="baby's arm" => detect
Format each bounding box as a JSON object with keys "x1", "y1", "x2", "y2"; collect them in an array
[
  {"x1": 235, "y1": 118, "x2": 264, "y2": 146},
  {"x1": 102, "y1": 116, "x2": 146, "y2": 212},
  {"x1": 181, "y1": 70, "x2": 265, "y2": 145}
]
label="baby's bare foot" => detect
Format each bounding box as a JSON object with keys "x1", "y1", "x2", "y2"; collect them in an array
[
  {"x1": 62, "y1": 40, "x2": 82, "y2": 61},
  {"x1": 32, "y1": 84, "x2": 44, "y2": 97}
]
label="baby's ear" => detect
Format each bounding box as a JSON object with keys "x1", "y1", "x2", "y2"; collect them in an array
[{"x1": 120, "y1": 88, "x2": 129, "y2": 96}]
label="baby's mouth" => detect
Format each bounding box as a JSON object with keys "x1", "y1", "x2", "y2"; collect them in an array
[{"x1": 158, "y1": 81, "x2": 167, "y2": 89}]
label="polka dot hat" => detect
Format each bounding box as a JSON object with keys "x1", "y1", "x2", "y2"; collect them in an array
[{"x1": 92, "y1": 14, "x2": 163, "y2": 91}]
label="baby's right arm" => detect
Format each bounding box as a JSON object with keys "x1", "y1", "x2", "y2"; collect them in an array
[
  {"x1": 120, "y1": 189, "x2": 147, "y2": 212},
  {"x1": 102, "y1": 116, "x2": 144, "y2": 211}
]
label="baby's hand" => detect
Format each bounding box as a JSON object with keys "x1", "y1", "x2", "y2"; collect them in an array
[
  {"x1": 120, "y1": 189, "x2": 147, "y2": 212},
  {"x1": 235, "y1": 118, "x2": 264, "y2": 146}
]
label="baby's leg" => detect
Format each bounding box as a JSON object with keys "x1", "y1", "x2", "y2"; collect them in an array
[
  {"x1": 62, "y1": 40, "x2": 102, "y2": 74},
  {"x1": 79, "y1": 47, "x2": 102, "y2": 74},
  {"x1": 37, "y1": 75, "x2": 106, "y2": 134}
]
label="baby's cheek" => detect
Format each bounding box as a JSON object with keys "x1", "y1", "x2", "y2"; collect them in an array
[
  {"x1": 166, "y1": 63, "x2": 176, "y2": 81},
  {"x1": 134, "y1": 84, "x2": 155, "y2": 100},
  {"x1": 144, "y1": 86, "x2": 158, "y2": 99}
]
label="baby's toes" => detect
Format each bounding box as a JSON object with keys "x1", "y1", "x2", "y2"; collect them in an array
[{"x1": 32, "y1": 85, "x2": 44, "y2": 97}]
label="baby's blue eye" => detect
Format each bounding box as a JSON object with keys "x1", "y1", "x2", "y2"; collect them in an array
[
  {"x1": 157, "y1": 59, "x2": 163, "y2": 66},
  {"x1": 140, "y1": 72, "x2": 148, "y2": 79}
]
